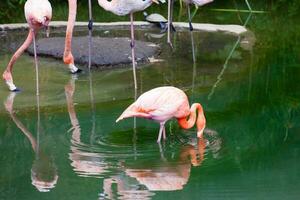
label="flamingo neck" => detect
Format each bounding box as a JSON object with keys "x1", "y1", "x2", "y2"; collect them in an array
[
  {"x1": 64, "y1": 0, "x2": 77, "y2": 60},
  {"x1": 177, "y1": 103, "x2": 206, "y2": 137},
  {"x1": 6, "y1": 29, "x2": 35, "y2": 72}
]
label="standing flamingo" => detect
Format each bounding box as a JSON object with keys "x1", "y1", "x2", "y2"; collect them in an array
[
  {"x1": 64, "y1": 0, "x2": 82, "y2": 74},
  {"x1": 2, "y1": 0, "x2": 52, "y2": 91},
  {"x1": 97, "y1": 0, "x2": 162, "y2": 89},
  {"x1": 116, "y1": 86, "x2": 206, "y2": 143}
]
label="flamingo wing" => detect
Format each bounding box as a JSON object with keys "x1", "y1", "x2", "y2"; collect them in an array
[{"x1": 116, "y1": 87, "x2": 189, "y2": 122}]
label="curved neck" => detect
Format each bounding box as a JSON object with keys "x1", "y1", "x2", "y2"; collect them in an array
[
  {"x1": 98, "y1": 0, "x2": 114, "y2": 11},
  {"x1": 7, "y1": 29, "x2": 34, "y2": 72},
  {"x1": 177, "y1": 103, "x2": 206, "y2": 137},
  {"x1": 64, "y1": 0, "x2": 77, "y2": 57}
]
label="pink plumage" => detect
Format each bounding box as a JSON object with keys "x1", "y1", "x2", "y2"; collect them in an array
[{"x1": 116, "y1": 86, "x2": 206, "y2": 142}]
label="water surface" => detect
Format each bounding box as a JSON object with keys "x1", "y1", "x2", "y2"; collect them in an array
[{"x1": 0, "y1": 11, "x2": 300, "y2": 200}]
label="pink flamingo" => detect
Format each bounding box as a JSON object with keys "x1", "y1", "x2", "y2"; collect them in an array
[
  {"x1": 97, "y1": 0, "x2": 162, "y2": 89},
  {"x1": 116, "y1": 86, "x2": 206, "y2": 143},
  {"x1": 64, "y1": 0, "x2": 82, "y2": 74},
  {"x1": 2, "y1": 0, "x2": 52, "y2": 92}
]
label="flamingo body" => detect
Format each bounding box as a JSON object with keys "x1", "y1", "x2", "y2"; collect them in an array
[
  {"x1": 182, "y1": 0, "x2": 213, "y2": 6},
  {"x1": 117, "y1": 87, "x2": 189, "y2": 122},
  {"x1": 98, "y1": 0, "x2": 156, "y2": 16},
  {"x1": 117, "y1": 86, "x2": 206, "y2": 142},
  {"x1": 25, "y1": 0, "x2": 52, "y2": 29}
]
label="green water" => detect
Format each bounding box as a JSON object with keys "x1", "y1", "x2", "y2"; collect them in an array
[{"x1": 1, "y1": 9, "x2": 300, "y2": 200}]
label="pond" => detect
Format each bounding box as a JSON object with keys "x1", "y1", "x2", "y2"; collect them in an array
[{"x1": 0, "y1": 10, "x2": 300, "y2": 200}]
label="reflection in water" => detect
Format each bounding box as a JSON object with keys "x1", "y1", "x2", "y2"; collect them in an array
[
  {"x1": 124, "y1": 137, "x2": 206, "y2": 191},
  {"x1": 4, "y1": 93, "x2": 58, "y2": 192},
  {"x1": 65, "y1": 78, "x2": 110, "y2": 177},
  {"x1": 208, "y1": 13, "x2": 254, "y2": 100},
  {"x1": 65, "y1": 77, "x2": 222, "y2": 199}
]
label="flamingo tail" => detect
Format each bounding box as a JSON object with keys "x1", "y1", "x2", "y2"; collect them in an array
[{"x1": 116, "y1": 104, "x2": 152, "y2": 123}]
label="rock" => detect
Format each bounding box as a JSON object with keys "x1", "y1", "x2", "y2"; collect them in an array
[{"x1": 27, "y1": 36, "x2": 160, "y2": 68}]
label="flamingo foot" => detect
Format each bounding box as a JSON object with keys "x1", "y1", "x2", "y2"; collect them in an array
[
  {"x1": 3, "y1": 72, "x2": 20, "y2": 92},
  {"x1": 5, "y1": 80, "x2": 20, "y2": 92},
  {"x1": 68, "y1": 64, "x2": 82, "y2": 74}
]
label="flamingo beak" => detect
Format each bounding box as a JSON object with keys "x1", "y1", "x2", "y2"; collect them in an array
[{"x1": 152, "y1": 0, "x2": 160, "y2": 4}]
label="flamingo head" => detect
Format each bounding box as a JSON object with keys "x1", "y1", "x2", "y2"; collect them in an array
[
  {"x1": 28, "y1": 14, "x2": 51, "y2": 30},
  {"x1": 25, "y1": 0, "x2": 52, "y2": 30}
]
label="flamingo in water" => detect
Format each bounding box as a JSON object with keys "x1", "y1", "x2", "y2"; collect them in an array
[
  {"x1": 116, "y1": 86, "x2": 206, "y2": 143},
  {"x1": 97, "y1": 0, "x2": 163, "y2": 89},
  {"x1": 2, "y1": 0, "x2": 52, "y2": 91}
]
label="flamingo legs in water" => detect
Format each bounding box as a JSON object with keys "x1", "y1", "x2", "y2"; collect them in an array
[
  {"x1": 157, "y1": 122, "x2": 166, "y2": 143},
  {"x1": 130, "y1": 12, "x2": 138, "y2": 90}
]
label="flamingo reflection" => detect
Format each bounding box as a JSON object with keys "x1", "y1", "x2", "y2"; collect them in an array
[
  {"x1": 65, "y1": 78, "x2": 110, "y2": 177},
  {"x1": 4, "y1": 93, "x2": 58, "y2": 192},
  {"x1": 123, "y1": 137, "x2": 206, "y2": 191},
  {"x1": 65, "y1": 78, "x2": 221, "y2": 197}
]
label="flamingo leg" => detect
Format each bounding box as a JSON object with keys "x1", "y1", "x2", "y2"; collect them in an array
[
  {"x1": 167, "y1": 0, "x2": 171, "y2": 46},
  {"x1": 87, "y1": 0, "x2": 93, "y2": 71},
  {"x1": 163, "y1": 126, "x2": 166, "y2": 140},
  {"x1": 157, "y1": 122, "x2": 165, "y2": 143},
  {"x1": 88, "y1": 0, "x2": 93, "y2": 31},
  {"x1": 32, "y1": 30, "x2": 40, "y2": 96},
  {"x1": 130, "y1": 12, "x2": 138, "y2": 90},
  {"x1": 187, "y1": 3, "x2": 193, "y2": 31}
]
